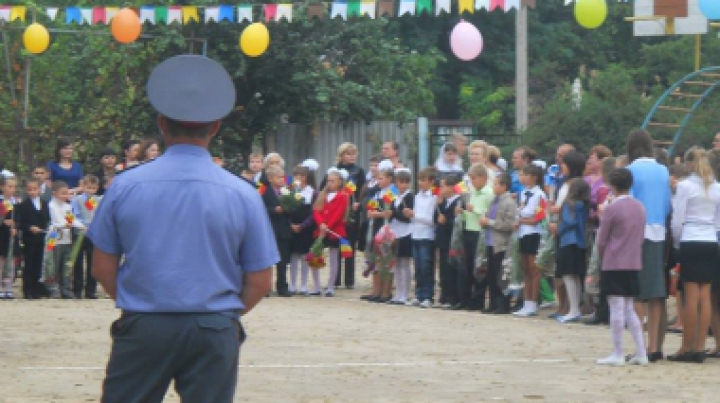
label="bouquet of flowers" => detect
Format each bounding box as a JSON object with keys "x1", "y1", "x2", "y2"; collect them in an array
[
  {"x1": 535, "y1": 233, "x2": 556, "y2": 276},
  {"x1": 305, "y1": 236, "x2": 326, "y2": 269},
  {"x1": 278, "y1": 187, "x2": 303, "y2": 213},
  {"x1": 373, "y1": 224, "x2": 396, "y2": 276},
  {"x1": 504, "y1": 231, "x2": 523, "y2": 294},
  {"x1": 474, "y1": 227, "x2": 487, "y2": 282},
  {"x1": 84, "y1": 196, "x2": 98, "y2": 212},
  {"x1": 362, "y1": 219, "x2": 377, "y2": 277},
  {"x1": 40, "y1": 229, "x2": 59, "y2": 284},
  {"x1": 585, "y1": 234, "x2": 601, "y2": 296},
  {"x1": 449, "y1": 214, "x2": 465, "y2": 271}
]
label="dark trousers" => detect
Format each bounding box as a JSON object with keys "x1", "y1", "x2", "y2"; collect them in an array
[
  {"x1": 335, "y1": 220, "x2": 358, "y2": 288},
  {"x1": 459, "y1": 231, "x2": 480, "y2": 306},
  {"x1": 412, "y1": 239, "x2": 435, "y2": 302},
  {"x1": 73, "y1": 237, "x2": 97, "y2": 297},
  {"x1": 275, "y1": 238, "x2": 291, "y2": 292},
  {"x1": 486, "y1": 247, "x2": 508, "y2": 311},
  {"x1": 22, "y1": 243, "x2": 44, "y2": 297},
  {"x1": 438, "y1": 247, "x2": 457, "y2": 305},
  {"x1": 102, "y1": 313, "x2": 242, "y2": 403}
]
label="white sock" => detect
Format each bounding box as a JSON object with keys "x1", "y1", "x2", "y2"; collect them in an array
[
  {"x1": 563, "y1": 275, "x2": 581, "y2": 317},
  {"x1": 403, "y1": 258, "x2": 412, "y2": 302},
  {"x1": 327, "y1": 248, "x2": 339, "y2": 292},
  {"x1": 300, "y1": 259, "x2": 309, "y2": 293},
  {"x1": 526, "y1": 300, "x2": 537, "y2": 312},
  {"x1": 394, "y1": 260, "x2": 405, "y2": 302},
  {"x1": 312, "y1": 269, "x2": 321, "y2": 293},
  {"x1": 289, "y1": 254, "x2": 301, "y2": 292}
]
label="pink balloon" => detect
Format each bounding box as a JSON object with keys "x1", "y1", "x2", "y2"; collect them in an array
[{"x1": 450, "y1": 21, "x2": 483, "y2": 61}]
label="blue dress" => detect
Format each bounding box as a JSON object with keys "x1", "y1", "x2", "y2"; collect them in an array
[{"x1": 47, "y1": 161, "x2": 84, "y2": 188}]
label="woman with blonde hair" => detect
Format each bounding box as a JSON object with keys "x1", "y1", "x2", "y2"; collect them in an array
[
  {"x1": 668, "y1": 148, "x2": 720, "y2": 363},
  {"x1": 320, "y1": 142, "x2": 366, "y2": 289}
]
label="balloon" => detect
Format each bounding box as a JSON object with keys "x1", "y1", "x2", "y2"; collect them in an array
[
  {"x1": 240, "y1": 23, "x2": 270, "y2": 57},
  {"x1": 23, "y1": 23, "x2": 50, "y2": 54},
  {"x1": 699, "y1": 0, "x2": 720, "y2": 20},
  {"x1": 450, "y1": 21, "x2": 483, "y2": 61},
  {"x1": 111, "y1": 8, "x2": 142, "y2": 44},
  {"x1": 574, "y1": 0, "x2": 608, "y2": 29}
]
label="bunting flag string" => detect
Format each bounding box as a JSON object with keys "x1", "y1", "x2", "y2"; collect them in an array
[{"x1": 0, "y1": 1, "x2": 537, "y2": 25}]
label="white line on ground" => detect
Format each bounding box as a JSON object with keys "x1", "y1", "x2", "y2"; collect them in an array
[{"x1": 20, "y1": 358, "x2": 572, "y2": 371}]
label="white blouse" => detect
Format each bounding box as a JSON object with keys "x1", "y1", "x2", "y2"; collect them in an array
[
  {"x1": 389, "y1": 190, "x2": 412, "y2": 238},
  {"x1": 671, "y1": 174, "x2": 720, "y2": 247}
]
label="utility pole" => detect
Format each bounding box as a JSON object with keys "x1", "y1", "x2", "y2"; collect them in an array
[{"x1": 516, "y1": 3, "x2": 528, "y2": 133}]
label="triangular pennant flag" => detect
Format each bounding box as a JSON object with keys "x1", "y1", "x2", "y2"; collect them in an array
[
  {"x1": 459, "y1": 0, "x2": 474, "y2": 13},
  {"x1": 417, "y1": 0, "x2": 432, "y2": 15},
  {"x1": 92, "y1": 7, "x2": 106, "y2": 24},
  {"x1": 155, "y1": 6, "x2": 168, "y2": 23},
  {"x1": 490, "y1": 0, "x2": 505, "y2": 11},
  {"x1": 80, "y1": 8, "x2": 92, "y2": 24},
  {"x1": 238, "y1": 5, "x2": 254, "y2": 22},
  {"x1": 360, "y1": 1, "x2": 376, "y2": 18},
  {"x1": 182, "y1": 6, "x2": 199, "y2": 24},
  {"x1": 331, "y1": 2, "x2": 348, "y2": 19},
  {"x1": 307, "y1": 3, "x2": 324, "y2": 19},
  {"x1": 0, "y1": 6, "x2": 9, "y2": 22},
  {"x1": 218, "y1": 5, "x2": 234, "y2": 22},
  {"x1": 205, "y1": 6, "x2": 220, "y2": 22},
  {"x1": 476, "y1": 0, "x2": 490, "y2": 10},
  {"x1": 347, "y1": 0, "x2": 361, "y2": 17},
  {"x1": 504, "y1": 0, "x2": 520, "y2": 10},
  {"x1": 10, "y1": 6, "x2": 25, "y2": 22},
  {"x1": 140, "y1": 6, "x2": 155, "y2": 24},
  {"x1": 436, "y1": 0, "x2": 450, "y2": 15},
  {"x1": 105, "y1": 7, "x2": 119, "y2": 24},
  {"x1": 264, "y1": 4, "x2": 278, "y2": 22},
  {"x1": 46, "y1": 7, "x2": 59, "y2": 21},
  {"x1": 65, "y1": 7, "x2": 82, "y2": 24},
  {"x1": 378, "y1": 0, "x2": 395, "y2": 16},
  {"x1": 276, "y1": 4, "x2": 293, "y2": 21},
  {"x1": 398, "y1": 0, "x2": 416, "y2": 16}
]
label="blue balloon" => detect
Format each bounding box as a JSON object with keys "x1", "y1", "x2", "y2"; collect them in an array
[{"x1": 700, "y1": 0, "x2": 720, "y2": 20}]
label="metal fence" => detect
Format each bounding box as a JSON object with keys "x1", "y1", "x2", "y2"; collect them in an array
[{"x1": 271, "y1": 121, "x2": 416, "y2": 174}]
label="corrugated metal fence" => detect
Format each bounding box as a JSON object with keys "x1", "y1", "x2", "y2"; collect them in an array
[{"x1": 270, "y1": 121, "x2": 417, "y2": 174}]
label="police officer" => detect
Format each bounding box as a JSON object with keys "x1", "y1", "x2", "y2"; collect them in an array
[{"x1": 88, "y1": 55, "x2": 278, "y2": 403}]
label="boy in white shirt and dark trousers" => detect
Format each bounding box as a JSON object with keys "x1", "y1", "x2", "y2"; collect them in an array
[
  {"x1": 48, "y1": 181, "x2": 86, "y2": 299},
  {"x1": 404, "y1": 167, "x2": 437, "y2": 308}
]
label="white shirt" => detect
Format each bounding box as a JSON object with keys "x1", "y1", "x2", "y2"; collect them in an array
[
  {"x1": 49, "y1": 198, "x2": 85, "y2": 245},
  {"x1": 518, "y1": 185, "x2": 547, "y2": 237},
  {"x1": 671, "y1": 174, "x2": 720, "y2": 247},
  {"x1": 31, "y1": 197, "x2": 40, "y2": 210},
  {"x1": 390, "y1": 190, "x2": 412, "y2": 238},
  {"x1": 300, "y1": 185, "x2": 314, "y2": 204},
  {"x1": 411, "y1": 190, "x2": 436, "y2": 240}
]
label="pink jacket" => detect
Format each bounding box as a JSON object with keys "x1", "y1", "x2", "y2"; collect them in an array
[{"x1": 596, "y1": 196, "x2": 646, "y2": 271}]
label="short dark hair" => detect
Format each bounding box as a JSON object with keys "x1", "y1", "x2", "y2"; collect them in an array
[
  {"x1": 163, "y1": 118, "x2": 216, "y2": 138},
  {"x1": 54, "y1": 139, "x2": 72, "y2": 163},
  {"x1": 369, "y1": 154, "x2": 382, "y2": 164},
  {"x1": 123, "y1": 140, "x2": 140, "y2": 152},
  {"x1": 515, "y1": 146, "x2": 537, "y2": 163},
  {"x1": 626, "y1": 129, "x2": 654, "y2": 162},
  {"x1": 395, "y1": 170, "x2": 412, "y2": 183},
  {"x1": 609, "y1": 168, "x2": 633, "y2": 192},
  {"x1": 99, "y1": 147, "x2": 117, "y2": 158},
  {"x1": 562, "y1": 150, "x2": 586, "y2": 179},
  {"x1": 52, "y1": 180, "x2": 68, "y2": 192},
  {"x1": 522, "y1": 164, "x2": 544, "y2": 187},
  {"x1": 25, "y1": 178, "x2": 41, "y2": 187},
  {"x1": 496, "y1": 173, "x2": 512, "y2": 190},
  {"x1": 442, "y1": 174, "x2": 461, "y2": 187},
  {"x1": 418, "y1": 166, "x2": 438, "y2": 181}
]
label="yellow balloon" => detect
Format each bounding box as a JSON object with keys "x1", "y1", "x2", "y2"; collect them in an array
[
  {"x1": 575, "y1": 0, "x2": 608, "y2": 29},
  {"x1": 23, "y1": 23, "x2": 50, "y2": 54},
  {"x1": 240, "y1": 23, "x2": 270, "y2": 57}
]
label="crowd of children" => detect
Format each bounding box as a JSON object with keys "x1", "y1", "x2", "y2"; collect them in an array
[{"x1": 252, "y1": 130, "x2": 720, "y2": 367}]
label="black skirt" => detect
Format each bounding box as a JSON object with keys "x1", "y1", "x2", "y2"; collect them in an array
[
  {"x1": 601, "y1": 270, "x2": 640, "y2": 298},
  {"x1": 555, "y1": 244, "x2": 587, "y2": 278},
  {"x1": 0, "y1": 226, "x2": 19, "y2": 257},
  {"x1": 519, "y1": 233, "x2": 541, "y2": 255},
  {"x1": 396, "y1": 235, "x2": 412, "y2": 258},
  {"x1": 679, "y1": 241, "x2": 720, "y2": 284}
]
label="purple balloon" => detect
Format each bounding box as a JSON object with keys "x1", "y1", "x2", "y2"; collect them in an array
[{"x1": 450, "y1": 21, "x2": 483, "y2": 61}]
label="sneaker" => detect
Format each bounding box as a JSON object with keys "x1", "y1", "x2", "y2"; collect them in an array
[
  {"x1": 308, "y1": 291, "x2": 321, "y2": 296},
  {"x1": 407, "y1": 299, "x2": 421, "y2": 307},
  {"x1": 5, "y1": 291, "x2": 13, "y2": 300},
  {"x1": 0, "y1": 291, "x2": 5, "y2": 300},
  {"x1": 514, "y1": 310, "x2": 538, "y2": 317},
  {"x1": 548, "y1": 312, "x2": 562, "y2": 319},
  {"x1": 628, "y1": 355, "x2": 649, "y2": 366},
  {"x1": 324, "y1": 289, "x2": 335, "y2": 297},
  {"x1": 596, "y1": 355, "x2": 625, "y2": 366},
  {"x1": 558, "y1": 314, "x2": 582, "y2": 323},
  {"x1": 420, "y1": 300, "x2": 433, "y2": 309},
  {"x1": 539, "y1": 301, "x2": 556, "y2": 309}
]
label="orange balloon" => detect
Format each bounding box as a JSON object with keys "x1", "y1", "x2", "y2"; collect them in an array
[{"x1": 111, "y1": 8, "x2": 142, "y2": 44}]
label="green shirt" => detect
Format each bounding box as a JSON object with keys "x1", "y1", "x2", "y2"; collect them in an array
[{"x1": 463, "y1": 184, "x2": 494, "y2": 232}]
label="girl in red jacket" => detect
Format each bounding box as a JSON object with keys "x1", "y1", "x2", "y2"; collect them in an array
[{"x1": 314, "y1": 168, "x2": 350, "y2": 297}]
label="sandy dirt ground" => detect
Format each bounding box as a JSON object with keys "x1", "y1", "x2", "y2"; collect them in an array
[{"x1": 1, "y1": 271, "x2": 718, "y2": 403}]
